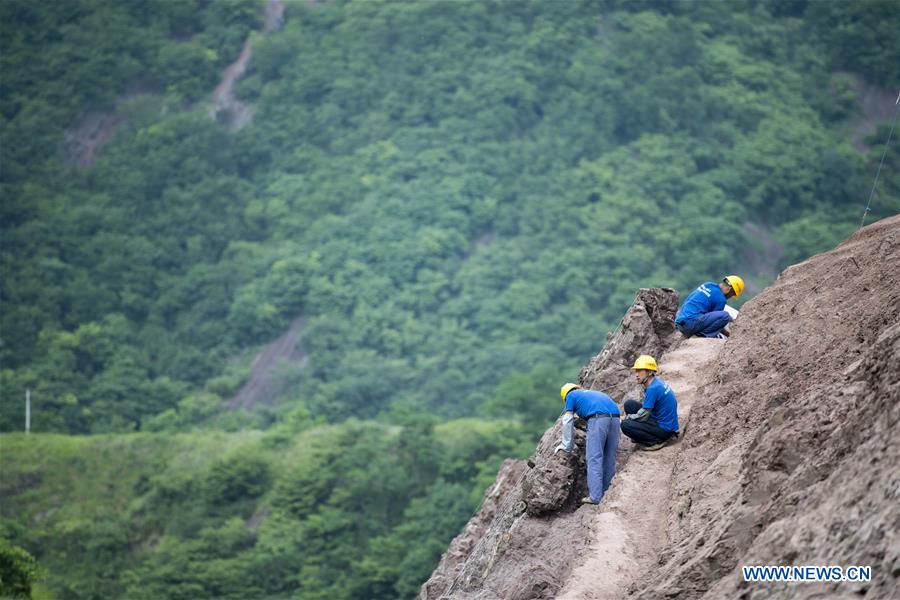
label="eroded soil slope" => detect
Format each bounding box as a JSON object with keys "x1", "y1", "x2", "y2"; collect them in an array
[
  {"x1": 636, "y1": 214, "x2": 900, "y2": 599},
  {"x1": 423, "y1": 215, "x2": 899, "y2": 600}
]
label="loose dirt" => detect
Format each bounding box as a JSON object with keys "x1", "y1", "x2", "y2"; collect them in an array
[
  {"x1": 210, "y1": 0, "x2": 285, "y2": 129},
  {"x1": 559, "y1": 338, "x2": 726, "y2": 599},
  {"x1": 424, "y1": 215, "x2": 900, "y2": 600},
  {"x1": 635, "y1": 214, "x2": 900, "y2": 599}
]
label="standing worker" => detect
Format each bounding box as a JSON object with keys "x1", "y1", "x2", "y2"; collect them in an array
[
  {"x1": 555, "y1": 383, "x2": 621, "y2": 505},
  {"x1": 621, "y1": 355, "x2": 679, "y2": 451},
  {"x1": 675, "y1": 275, "x2": 745, "y2": 338}
]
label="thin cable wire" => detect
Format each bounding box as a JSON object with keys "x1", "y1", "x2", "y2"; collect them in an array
[{"x1": 860, "y1": 91, "x2": 900, "y2": 229}]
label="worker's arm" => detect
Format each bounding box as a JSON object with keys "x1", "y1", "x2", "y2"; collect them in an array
[
  {"x1": 555, "y1": 410, "x2": 575, "y2": 453},
  {"x1": 624, "y1": 408, "x2": 650, "y2": 422},
  {"x1": 627, "y1": 384, "x2": 657, "y2": 422}
]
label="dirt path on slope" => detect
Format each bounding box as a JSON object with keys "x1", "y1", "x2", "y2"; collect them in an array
[
  {"x1": 210, "y1": 0, "x2": 285, "y2": 128},
  {"x1": 558, "y1": 337, "x2": 726, "y2": 599}
]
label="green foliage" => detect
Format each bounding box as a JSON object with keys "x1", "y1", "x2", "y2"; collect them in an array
[
  {"x1": 0, "y1": 538, "x2": 43, "y2": 599},
  {"x1": 1, "y1": 418, "x2": 536, "y2": 600},
  {"x1": 0, "y1": 0, "x2": 260, "y2": 187},
  {"x1": 122, "y1": 519, "x2": 263, "y2": 600},
  {"x1": 4, "y1": 0, "x2": 897, "y2": 434},
  {"x1": 354, "y1": 480, "x2": 474, "y2": 599},
  {"x1": 805, "y1": 0, "x2": 900, "y2": 85},
  {"x1": 776, "y1": 212, "x2": 859, "y2": 266},
  {"x1": 2, "y1": 0, "x2": 899, "y2": 597},
  {"x1": 482, "y1": 363, "x2": 574, "y2": 432},
  {"x1": 202, "y1": 450, "x2": 271, "y2": 506}
]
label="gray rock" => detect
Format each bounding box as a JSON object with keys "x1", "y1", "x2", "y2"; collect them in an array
[{"x1": 419, "y1": 287, "x2": 681, "y2": 599}]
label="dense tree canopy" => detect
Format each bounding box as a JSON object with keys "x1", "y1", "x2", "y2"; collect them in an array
[
  {"x1": 1, "y1": 0, "x2": 898, "y2": 598},
  {"x1": 2, "y1": 0, "x2": 898, "y2": 434}
]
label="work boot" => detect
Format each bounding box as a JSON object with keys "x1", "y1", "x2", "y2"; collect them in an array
[
  {"x1": 641, "y1": 441, "x2": 666, "y2": 451},
  {"x1": 580, "y1": 496, "x2": 599, "y2": 505}
]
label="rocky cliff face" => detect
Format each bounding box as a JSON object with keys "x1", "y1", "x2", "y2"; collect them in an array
[
  {"x1": 421, "y1": 215, "x2": 900, "y2": 599},
  {"x1": 419, "y1": 288, "x2": 682, "y2": 599}
]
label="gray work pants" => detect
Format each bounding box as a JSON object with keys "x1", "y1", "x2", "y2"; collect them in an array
[{"x1": 586, "y1": 415, "x2": 620, "y2": 503}]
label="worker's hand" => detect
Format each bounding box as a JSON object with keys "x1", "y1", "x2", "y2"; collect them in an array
[{"x1": 554, "y1": 443, "x2": 572, "y2": 455}]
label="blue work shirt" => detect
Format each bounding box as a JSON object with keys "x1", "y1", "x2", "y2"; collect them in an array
[
  {"x1": 676, "y1": 281, "x2": 726, "y2": 323},
  {"x1": 565, "y1": 389, "x2": 621, "y2": 419},
  {"x1": 643, "y1": 378, "x2": 678, "y2": 432}
]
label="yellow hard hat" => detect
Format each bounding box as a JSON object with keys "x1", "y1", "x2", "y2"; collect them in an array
[
  {"x1": 724, "y1": 275, "x2": 745, "y2": 298},
  {"x1": 631, "y1": 355, "x2": 658, "y2": 372},
  {"x1": 560, "y1": 382, "x2": 582, "y2": 402}
]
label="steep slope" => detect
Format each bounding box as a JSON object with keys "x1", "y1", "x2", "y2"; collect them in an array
[
  {"x1": 636, "y1": 214, "x2": 900, "y2": 599},
  {"x1": 422, "y1": 214, "x2": 899, "y2": 599},
  {"x1": 420, "y1": 288, "x2": 683, "y2": 599},
  {"x1": 559, "y1": 337, "x2": 725, "y2": 599}
]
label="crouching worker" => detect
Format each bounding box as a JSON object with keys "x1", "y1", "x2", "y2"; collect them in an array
[
  {"x1": 621, "y1": 355, "x2": 679, "y2": 451},
  {"x1": 675, "y1": 275, "x2": 744, "y2": 338},
  {"x1": 555, "y1": 383, "x2": 621, "y2": 505}
]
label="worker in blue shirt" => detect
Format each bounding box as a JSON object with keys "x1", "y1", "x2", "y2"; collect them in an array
[
  {"x1": 620, "y1": 355, "x2": 678, "y2": 451},
  {"x1": 675, "y1": 275, "x2": 745, "y2": 338},
  {"x1": 555, "y1": 383, "x2": 621, "y2": 505}
]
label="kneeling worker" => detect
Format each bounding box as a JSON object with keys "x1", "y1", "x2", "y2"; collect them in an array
[
  {"x1": 621, "y1": 355, "x2": 679, "y2": 451},
  {"x1": 556, "y1": 383, "x2": 621, "y2": 505},
  {"x1": 675, "y1": 275, "x2": 745, "y2": 338}
]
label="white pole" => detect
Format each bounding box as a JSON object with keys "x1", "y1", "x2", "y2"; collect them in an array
[{"x1": 25, "y1": 389, "x2": 30, "y2": 434}]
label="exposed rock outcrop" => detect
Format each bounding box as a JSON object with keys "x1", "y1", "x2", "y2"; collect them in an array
[
  {"x1": 578, "y1": 287, "x2": 680, "y2": 401},
  {"x1": 228, "y1": 316, "x2": 307, "y2": 410},
  {"x1": 423, "y1": 215, "x2": 900, "y2": 599},
  {"x1": 418, "y1": 459, "x2": 527, "y2": 600},
  {"x1": 419, "y1": 288, "x2": 682, "y2": 599}
]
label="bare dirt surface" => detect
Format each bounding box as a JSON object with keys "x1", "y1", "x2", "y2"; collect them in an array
[
  {"x1": 211, "y1": 38, "x2": 255, "y2": 129},
  {"x1": 64, "y1": 109, "x2": 124, "y2": 169},
  {"x1": 211, "y1": 0, "x2": 285, "y2": 129},
  {"x1": 559, "y1": 337, "x2": 725, "y2": 599},
  {"x1": 424, "y1": 215, "x2": 900, "y2": 600},
  {"x1": 634, "y1": 214, "x2": 900, "y2": 600}
]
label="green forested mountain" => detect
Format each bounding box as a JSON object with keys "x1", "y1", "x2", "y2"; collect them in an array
[
  {"x1": 2, "y1": 0, "x2": 899, "y2": 433},
  {"x1": 1, "y1": 418, "x2": 530, "y2": 599},
  {"x1": 1, "y1": 0, "x2": 898, "y2": 598}
]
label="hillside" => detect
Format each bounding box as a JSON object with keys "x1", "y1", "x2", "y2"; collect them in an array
[
  {"x1": 1, "y1": 1, "x2": 899, "y2": 598},
  {"x1": 3, "y1": 0, "x2": 899, "y2": 435},
  {"x1": 0, "y1": 416, "x2": 534, "y2": 598},
  {"x1": 422, "y1": 214, "x2": 900, "y2": 598}
]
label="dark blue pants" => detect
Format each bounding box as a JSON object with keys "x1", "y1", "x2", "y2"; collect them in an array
[
  {"x1": 676, "y1": 310, "x2": 732, "y2": 337},
  {"x1": 620, "y1": 399, "x2": 676, "y2": 445}
]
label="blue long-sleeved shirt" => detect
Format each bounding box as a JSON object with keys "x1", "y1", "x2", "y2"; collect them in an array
[{"x1": 676, "y1": 281, "x2": 726, "y2": 323}]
